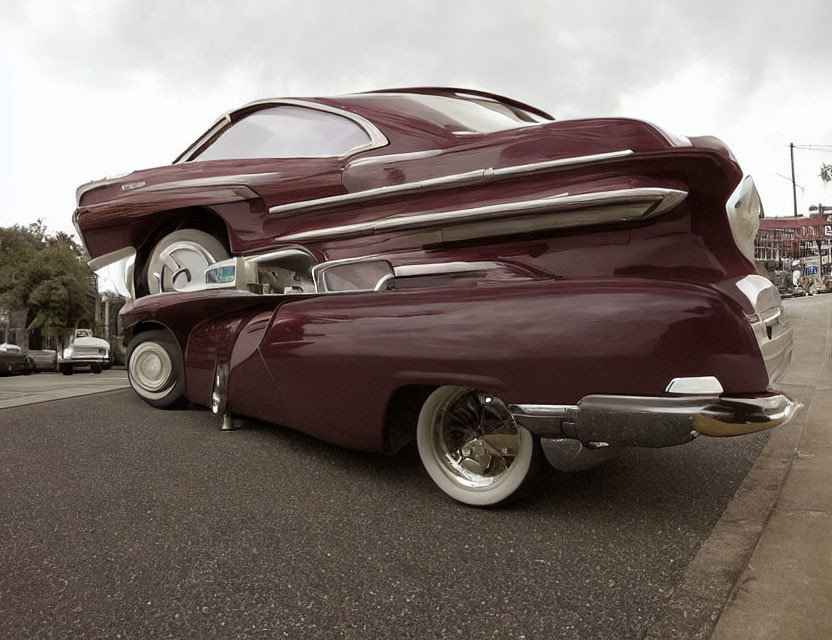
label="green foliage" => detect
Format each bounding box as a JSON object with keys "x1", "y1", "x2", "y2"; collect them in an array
[{"x1": 0, "y1": 220, "x2": 94, "y2": 337}]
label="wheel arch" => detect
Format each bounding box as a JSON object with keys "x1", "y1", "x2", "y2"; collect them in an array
[
  {"x1": 133, "y1": 206, "x2": 232, "y2": 296},
  {"x1": 124, "y1": 320, "x2": 182, "y2": 354},
  {"x1": 381, "y1": 384, "x2": 437, "y2": 454}
]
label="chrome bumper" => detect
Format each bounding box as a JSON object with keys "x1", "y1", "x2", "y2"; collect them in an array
[
  {"x1": 510, "y1": 393, "x2": 800, "y2": 449},
  {"x1": 60, "y1": 356, "x2": 110, "y2": 365}
]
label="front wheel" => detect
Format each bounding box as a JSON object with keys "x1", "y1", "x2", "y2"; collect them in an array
[
  {"x1": 417, "y1": 386, "x2": 539, "y2": 506},
  {"x1": 126, "y1": 329, "x2": 186, "y2": 408}
]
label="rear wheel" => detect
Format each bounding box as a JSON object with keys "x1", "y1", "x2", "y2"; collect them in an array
[
  {"x1": 145, "y1": 229, "x2": 229, "y2": 294},
  {"x1": 60, "y1": 364, "x2": 73, "y2": 376},
  {"x1": 126, "y1": 329, "x2": 186, "y2": 408},
  {"x1": 417, "y1": 386, "x2": 539, "y2": 506}
]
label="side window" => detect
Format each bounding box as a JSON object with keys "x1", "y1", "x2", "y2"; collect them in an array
[
  {"x1": 318, "y1": 260, "x2": 393, "y2": 292},
  {"x1": 193, "y1": 106, "x2": 372, "y2": 161}
]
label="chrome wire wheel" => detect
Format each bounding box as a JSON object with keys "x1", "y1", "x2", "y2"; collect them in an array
[
  {"x1": 146, "y1": 229, "x2": 229, "y2": 294},
  {"x1": 128, "y1": 341, "x2": 174, "y2": 400},
  {"x1": 417, "y1": 386, "x2": 537, "y2": 506}
]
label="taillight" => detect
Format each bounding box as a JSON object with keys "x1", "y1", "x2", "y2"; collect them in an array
[{"x1": 726, "y1": 175, "x2": 764, "y2": 263}]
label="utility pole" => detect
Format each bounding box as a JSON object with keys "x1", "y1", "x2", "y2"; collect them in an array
[{"x1": 790, "y1": 142, "x2": 798, "y2": 216}]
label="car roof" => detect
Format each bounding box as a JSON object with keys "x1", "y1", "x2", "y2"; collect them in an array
[
  {"x1": 174, "y1": 88, "x2": 554, "y2": 163},
  {"x1": 347, "y1": 87, "x2": 554, "y2": 121}
]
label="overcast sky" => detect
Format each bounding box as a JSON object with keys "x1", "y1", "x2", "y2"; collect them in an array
[{"x1": 2, "y1": 0, "x2": 832, "y2": 239}]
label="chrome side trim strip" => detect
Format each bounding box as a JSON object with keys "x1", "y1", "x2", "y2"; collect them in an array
[
  {"x1": 141, "y1": 173, "x2": 283, "y2": 193},
  {"x1": 277, "y1": 186, "x2": 687, "y2": 243},
  {"x1": 271, "y1": 169, "x2": 487, "y2": 216},
  {"x1": 76, "y1": 171, "x2": 133, "y2": 205},
  {"x1": 268, "y1": 149, "x2": 635, "y2": 217},
  {"x1": 346, "y1": 149, "x2": 443, "y2": 168}
]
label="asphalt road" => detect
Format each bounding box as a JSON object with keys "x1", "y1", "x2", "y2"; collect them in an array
[{"x1": 0, "y1": 377, "x2": 775, "y2": 640}]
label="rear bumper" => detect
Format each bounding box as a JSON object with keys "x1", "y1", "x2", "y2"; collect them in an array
[
  {"x1": 60, "y1": 357, "x2": 109, "y2": 366},
  {"x1": 510, "y1": 392, "x2": 800, "y2": 448}
]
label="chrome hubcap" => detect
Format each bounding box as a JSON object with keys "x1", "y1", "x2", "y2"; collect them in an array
[
  {"x1": 151, "y1": 241, "x2": 219, "y2": 292},
  {"x1": 433, "y1": 390, "x2": 519, "y2": 488},
  {"x1": 129, "y1": 342, "x2": 173, "y2": 398}
]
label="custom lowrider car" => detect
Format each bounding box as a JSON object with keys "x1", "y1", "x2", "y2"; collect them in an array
[{"x1": 74, "y1": 88, "x2": 798, "y2": 505}]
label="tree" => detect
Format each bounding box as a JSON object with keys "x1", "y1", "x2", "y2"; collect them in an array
[
  {"x1": 821, "y1": 163, "x2": 832, "y2": 184},
  {"x1": 0, "y1": 222, "x2": 95, "y2": 339}
]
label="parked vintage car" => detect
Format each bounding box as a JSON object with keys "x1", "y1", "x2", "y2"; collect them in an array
[
  {"x1": 27, "y1": 349, "x2": 57, "y2": 372},
  {"x1": 59, "y1": 329, "x2": 110, "y2": 375},
  {"x1": 75, "y1": 87, "x2": 798, "y2": 505},
  {"x1": 0, "y1": 343, "x2": 33, "y2": 376}
]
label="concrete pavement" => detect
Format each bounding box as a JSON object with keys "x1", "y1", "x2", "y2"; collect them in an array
[
  {"x1": 0, "y1": 369, "x2": 128, "y2": 409},
  {"x1": 0, "y1": 298, "x2": 829, "y2": 638},
  {"x1": 711, "y1": 295, "x2": 832, "y2": 639}
]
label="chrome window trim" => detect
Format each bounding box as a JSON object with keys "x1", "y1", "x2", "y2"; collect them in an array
[
  {"x1": 244, "y1": 248, "x2": 317, "y2": 265},
  {"x1": 373, "y1": 273, "x2": 396, "y2": 291},
  {"x1": 268, "y1": 149, "x2": 635, "y2": 217},
  {"x1": 175, "y1": 100, "x2": 389, "y2": 164},
  {"x1": 311, "y1": 256, "x2": 392, "y2": 293},
  {"x1": 277, "y1": 186, "x2": 688, "y2": 244},
  {"x1": 311, "y1": 258, "x2": 517, "y2": 293},
  {"x1": 173, "y1": 114, "x2": 232, "y2": 164},
  {"x1": 392, "y1": 261, "x2": 501, "y2": 278}
]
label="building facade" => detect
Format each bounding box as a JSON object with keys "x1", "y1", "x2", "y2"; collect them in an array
[{"x1": 755, "y1": 213, "x2": 832, "y2": 277}]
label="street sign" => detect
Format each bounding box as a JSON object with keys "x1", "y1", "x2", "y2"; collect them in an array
[{"x1": 825, "y1": 225, "x2": 832, "y2": 236}]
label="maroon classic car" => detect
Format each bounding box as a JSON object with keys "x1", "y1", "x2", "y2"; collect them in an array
[{"x1": 73, "y1": 88, "x2": 798, "y2": 505}]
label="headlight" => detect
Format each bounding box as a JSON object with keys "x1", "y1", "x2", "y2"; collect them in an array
[{"x1": 726, "y1": 175, "x2": 763, "y2": 263}]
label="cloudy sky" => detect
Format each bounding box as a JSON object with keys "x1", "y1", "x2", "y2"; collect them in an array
[{"x1": 2, "y1": 0, "x2": 832, "y2": 239}]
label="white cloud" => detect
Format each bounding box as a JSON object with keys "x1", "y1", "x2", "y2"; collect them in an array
[{"x1": 2, "y1": 0, "x2": 831, "y2": 236}]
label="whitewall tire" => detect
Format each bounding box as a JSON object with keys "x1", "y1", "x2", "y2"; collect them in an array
[{"x1": 417, "y1": 386, "x2": 539, "y2": 506}]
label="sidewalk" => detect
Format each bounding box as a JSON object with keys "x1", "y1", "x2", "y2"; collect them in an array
[
  {"x1": 711, "y1": 296, "x2": 832, "y2": 639},
  {"x1": 0, "y1": 370, "x2": 129, "y2": 409}
]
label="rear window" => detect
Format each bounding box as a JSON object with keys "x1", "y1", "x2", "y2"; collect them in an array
[
  {"x1": 348, "y1": 93, "x2": 548, "y2": 134},
  {"x1": 193, "y1": 106, "x2": 373, "y2": 160}
]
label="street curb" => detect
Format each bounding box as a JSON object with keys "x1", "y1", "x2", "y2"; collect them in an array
[
  {"x1": 641, "y1": 382, "x2": 812, "y2": 640},
  {"x1": 0, "y1": 385, "x2": 131, "y2": 411}
]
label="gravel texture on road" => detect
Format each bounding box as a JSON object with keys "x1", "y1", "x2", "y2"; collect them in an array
[{"x1": 0, "y1": 390, "x2": 768, "y2": 639}]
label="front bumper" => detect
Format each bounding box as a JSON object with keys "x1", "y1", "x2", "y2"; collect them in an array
[
  {"x1": 60, "y1": 356, "x2": 110, "y2": 366},
  {"x1": 510, "y1": 392, "x2": 800, "y2": 448}
]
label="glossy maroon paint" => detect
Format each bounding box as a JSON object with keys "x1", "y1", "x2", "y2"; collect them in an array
[
  {"x1": 107, "y1": 88, "x2": 769, "y2": 454},
  {"x1": 74, "y1": 89, "x2": 748, "y2": 290},
  {"x1": 121, "y1": 274, "x2": 769, "y2": 454}
]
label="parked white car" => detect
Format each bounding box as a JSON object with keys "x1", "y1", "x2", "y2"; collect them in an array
[{"x1": 59, "y1": 329, "x2": 110, "y2": 375}]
